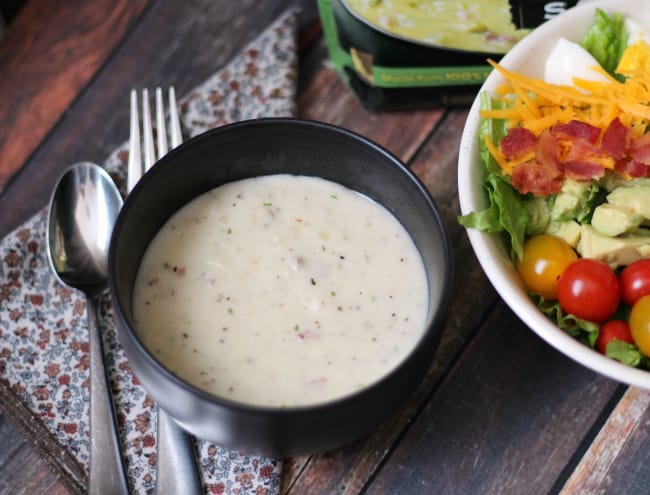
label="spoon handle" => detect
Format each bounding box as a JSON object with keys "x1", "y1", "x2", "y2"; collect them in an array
[
  {"x1": 87, "y1": 296, "x2": 131, "y2": 495},
  {"x1": 155, "y1": 409, "x2": 203, "y2": 494}
]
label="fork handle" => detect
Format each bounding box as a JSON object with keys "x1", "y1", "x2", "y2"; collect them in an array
[{"x1": 155, "y1": 409, "x2": 203, "y2": 494}]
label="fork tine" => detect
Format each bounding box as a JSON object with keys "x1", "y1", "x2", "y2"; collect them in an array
[
  {"x1": 168, "y1": 87, "x2": 182, "y2": 149},
  {"x1": 128, "y1": 87, "x2": 182, "y2": 194},
  {"x1": 127, "y1": 89, "x2": 142, "y2": 194},
  {"x1": 155, "y1": 87, "x2": 168, "y2": 158},
  {"x1": 142, "y1": 89, "x2": 156, "y2": 171}
]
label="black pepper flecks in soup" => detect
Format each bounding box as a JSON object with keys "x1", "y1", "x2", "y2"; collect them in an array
[{"x1": 133, "y1": 174, "x2": 429, "y2": 407}]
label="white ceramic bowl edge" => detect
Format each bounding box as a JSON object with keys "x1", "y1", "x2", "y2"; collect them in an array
[{"x1": 458, "y1": 0, "x2": 650, "y2": 389}]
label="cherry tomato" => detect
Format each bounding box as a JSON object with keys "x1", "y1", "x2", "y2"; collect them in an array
[
  {"x1": 557, "y1": 258, "x2": 619, "y2": 322},
  {"x1": 619, "y1": 259, "x2": 650, "y2": 306},
  {"x1": 515, "y1": 235, "x2": 577, "y2": 300},
  {"x1": 595, "y1": 320, "x2": 634, "y2": 354},
  {"x1": 630, "y1": 295, "x2": 650, "y2": 356}
]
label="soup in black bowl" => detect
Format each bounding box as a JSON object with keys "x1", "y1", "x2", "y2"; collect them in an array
[{"x1": 109, "y1": 118, "x2": 451, "y2": 456}]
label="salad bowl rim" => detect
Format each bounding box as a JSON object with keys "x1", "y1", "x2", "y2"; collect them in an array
[{"x1": 458, "y1": 0, "x2": 650, "y2": 389}]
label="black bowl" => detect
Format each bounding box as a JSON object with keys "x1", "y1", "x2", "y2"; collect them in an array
[{"x1": 108, "y1": 118, "x2": 451, "y2": 456}]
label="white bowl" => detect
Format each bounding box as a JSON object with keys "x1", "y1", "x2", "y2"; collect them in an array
[{"x1": 458, "y1": 0, "x2": 650, "y2": 389}]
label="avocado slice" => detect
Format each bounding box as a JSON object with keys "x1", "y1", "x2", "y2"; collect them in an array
[
  {"x1": 550, "y1": 179, "x2": 599, "y2": 223},
  {"x1": 545, "y1": 220, "x2": 582, "y2": 247},
  {"x1": 591, "y1": 203, "x2": 644, "y2": 236},
  {"x1": 577, "y1": 224, "x2": 650, "y2": 268},
  {"x1": 607, "y1": 186, "x2": 650, "y2": 219}
]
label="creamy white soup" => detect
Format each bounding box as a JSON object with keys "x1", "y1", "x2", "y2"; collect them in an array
[{"x1": 132, "y1": 174, "x2": 429, "y2": 407}]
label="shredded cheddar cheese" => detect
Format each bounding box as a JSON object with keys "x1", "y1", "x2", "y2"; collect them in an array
[
  {"x1": 480, "y1": 56, "x2": 650, "y2": 176},
  {"x1": 484, "y1": 134, "x2": 511, "y2": 174},
  {"x1": 507, "y1": 150, "x2": 536, "y2": 169},
  {"x1": 617, "y1": 40, "x2": 650, "y2": 77}
]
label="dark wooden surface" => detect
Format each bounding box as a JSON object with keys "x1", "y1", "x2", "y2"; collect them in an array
[{"x1": 2, "y1": 0, "x2": 650, "y2": 494}]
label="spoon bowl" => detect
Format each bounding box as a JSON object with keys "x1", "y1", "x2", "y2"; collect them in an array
[
  {"x1": 48, "y1": 162, "x2": 122, "y2": 293},
  {"x1": 47, "y1": 162, "x2": 130, "y2": 494}
]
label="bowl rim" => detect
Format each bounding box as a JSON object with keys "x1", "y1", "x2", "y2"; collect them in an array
[
  {"x1": 457, "y1": 0, "x2": 650, "y2": 389},
  {"x1": 110, "y1": 116, "x2": 454, "y2": 414}
]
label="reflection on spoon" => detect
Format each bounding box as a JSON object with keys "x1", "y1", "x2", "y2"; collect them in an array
[{"x1": 46, "y1": 162, "x2": 130, "y2": 495}]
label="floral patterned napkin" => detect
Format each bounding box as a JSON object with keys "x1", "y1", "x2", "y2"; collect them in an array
[{"x1": 0, "y1": 10, "x2": 296, "y2": 495}]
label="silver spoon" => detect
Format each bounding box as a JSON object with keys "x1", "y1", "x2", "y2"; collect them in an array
[{"x1": 47, "y1": 162, "x2": 130, "y2": 495}]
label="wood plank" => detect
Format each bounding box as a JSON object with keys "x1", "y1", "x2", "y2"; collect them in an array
[
  {"x1": 0, "y1": 0, "x2": 299, "y2": 239},
  {"x1": 0, "y1": 383, "x2": 85, "y2": 494},
  {"x1": 298, "y1": 57, "x2": 444, "y2": 164},
  {"x1": 560, "y1": 386, "x2": 650, "y2": 493},
  {"x1": 0, "y1": 0, "x2": 150, "y2": 190},
  {"x1": 364, "y1": 305, "x2": 622, "y2": 494},
  {"x1": 0, "y1": 414, "x2": 72, "y2": 495}
]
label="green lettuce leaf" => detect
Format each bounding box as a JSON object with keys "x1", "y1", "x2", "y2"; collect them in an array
[
  {"x1": 478, "y1": 92, "x2": 509, "y2": 177},
  {"x1": 534, "y1": 295, "x2": 599, "y2": 347},
  {"x1": 606, "y1": 340, "x2": 642, "y2": 367},
  {"x1": 523, "y1": 197, "x2": 550, "y2": 236},
  {"x1": 457, "y1": 92, "x2": 529, "y2": 259},
  {"x1": 576, "y1": 182, "x2": 607, "y2": 224},
  {"x1": 580, "y1": 8, "x2": 628, "y2": 80},
  {"x1": 548, "y1": 180, "x2": 606, "y2": 224}
]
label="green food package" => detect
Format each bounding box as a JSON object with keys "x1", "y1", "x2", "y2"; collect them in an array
[{"x1": 318, "y1": 0, "x2": 580, "y2": 111}]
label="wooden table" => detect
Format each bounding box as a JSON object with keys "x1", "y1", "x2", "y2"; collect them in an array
[{"x1": 2, "y1": 1, "x2": 650, "y2": 494}]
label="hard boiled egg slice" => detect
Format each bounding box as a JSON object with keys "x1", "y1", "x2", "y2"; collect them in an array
[
  {"x1": 618, "y1": 18, "x2": 650, "y2": 76},
  {"x1": 624, "y1": 18, "x2": 650, "y2": 45},
  {"x1": 544, "y1": 37, "x2": 610, "y2": 87},
  {"x1": 617, "y1": 39, "x2": 650, "y2": 76}
]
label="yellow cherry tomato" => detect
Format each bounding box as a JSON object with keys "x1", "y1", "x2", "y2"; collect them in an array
[
  {"x1": 630, "y1": 295, "x2": 650, "y2": 356},
  {"x1": 515, "y1": 234, "x2": 577, "y2": 300}
]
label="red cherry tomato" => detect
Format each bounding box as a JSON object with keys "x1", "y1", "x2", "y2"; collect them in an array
[
  {"x1": 630, "y1": 295, "x2": 650, "y2": 356},
  {"x1": 619, "y1": 259, "x2": 650, "y2": 306},
  {"x1": 595, "y1": 320, "x2": 634, "y2": 354},
  {"x1": 557, "y1": 258, "x2": 619, "y2": 322}
]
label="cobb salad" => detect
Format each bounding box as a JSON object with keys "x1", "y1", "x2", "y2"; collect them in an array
[{"x1": 459, "y1": 8, "x2": 650, "y2": 368}]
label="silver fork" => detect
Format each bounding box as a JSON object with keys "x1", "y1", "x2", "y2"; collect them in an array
[
  {"x1": 128, "y1": 87, "x2": 203, "y2": 494},
  {"x1": 128, "y1": 87, "x2": 182, "y2": 191}
]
